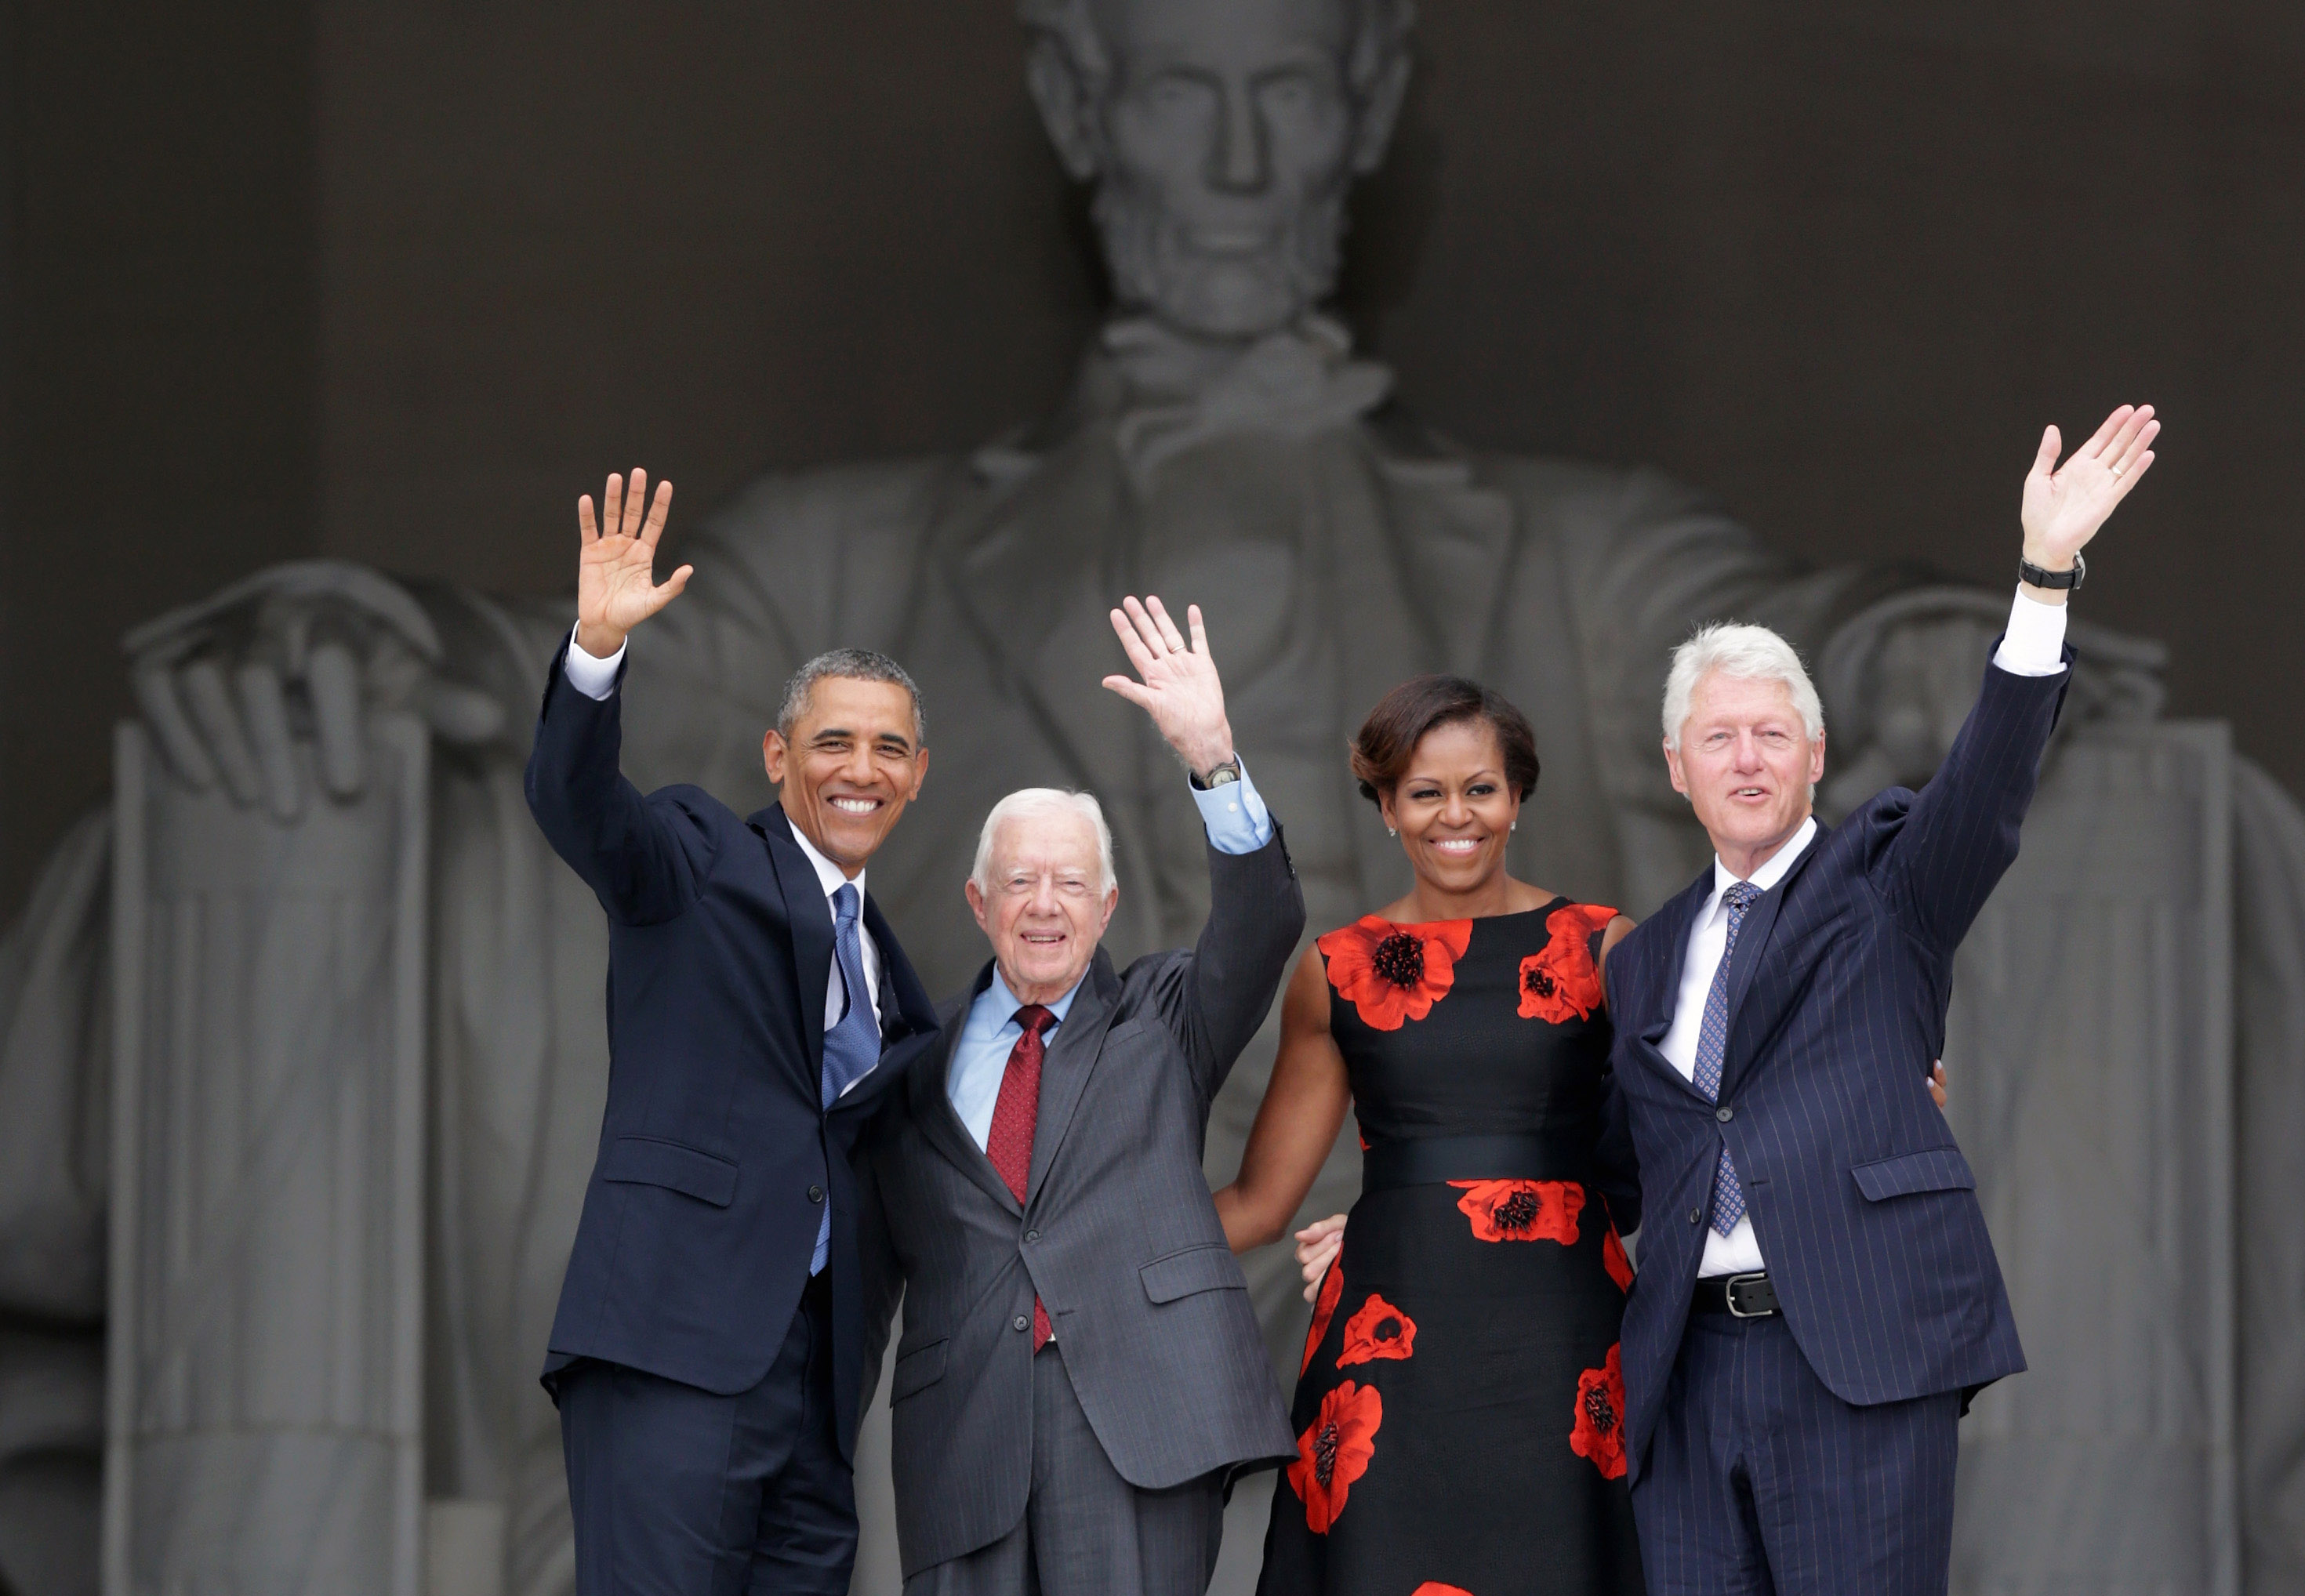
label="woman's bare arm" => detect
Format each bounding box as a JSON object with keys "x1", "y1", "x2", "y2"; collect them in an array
[{"x1": 1214, "y1": 945, "x2": 1352, "y2": 1253}]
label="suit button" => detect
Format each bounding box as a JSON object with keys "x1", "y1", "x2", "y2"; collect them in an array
[
  {"x1": 1012, "y1": 1315, "x2": 1030, "y2": 1333},
  {"x1": 808, "y1": 1185, "x2": 825, "y2": 1203},
  {"x1": 1689, "y1": 1208, "x2": 1702, "y2": 1224},
  {"x1": 1025, "y1": 1230, "x2": 1040, "y2": 1243},
  {"x1": 1716, "y1": 1107, "x2": 1734, "y2": 1123}
]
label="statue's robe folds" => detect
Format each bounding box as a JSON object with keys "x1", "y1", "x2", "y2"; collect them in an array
[{"x1": 3, "y1": 321, "x2": 2302, "y2": 1594}]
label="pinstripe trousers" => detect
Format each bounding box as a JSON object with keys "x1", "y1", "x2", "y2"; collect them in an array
[{"x1": 1630, "y1": 1311, "x2": 1962, "y2": 1596}]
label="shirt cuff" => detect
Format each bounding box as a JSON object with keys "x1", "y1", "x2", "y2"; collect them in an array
[
  {"x1": 1991, "y1": 587, "x2": 2070, "y2": 677},
  {"x1": 563, "y1": 626, "x2": 626, "y2": 701},
  {"x1": 1192, "y1": 756, "x2": 1275, "y2": 855}
]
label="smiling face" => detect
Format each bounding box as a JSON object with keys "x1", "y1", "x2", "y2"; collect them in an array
[
  {"x1": 1378, "y1": 717, "x2": 1523, "y2": 898},
  {"x1": 761, "y1": 676, "x2": 928, "y2": 875},
  {"x1": 965, "y1": 808, "x2": 1120, "y2": 1006},
  {"x1": 1664, "y1": 671, "x2": 1826, "y2": 873},
  {"x1": 1077, "y1": 0, "x2": 1385, "y2": 339}
]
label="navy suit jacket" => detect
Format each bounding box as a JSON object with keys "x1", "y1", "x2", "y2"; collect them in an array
[
  {"x1": 525, "y1": 650, "x2": 941, "y2": 1461},
  {"x1": 1606, "y1": 650, "x2": 2071, "y2": 1484}
]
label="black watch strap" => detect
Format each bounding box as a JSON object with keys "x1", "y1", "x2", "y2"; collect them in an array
[{"x1": 2019, "y1": 552, "x2": 2085, "y2": 591}]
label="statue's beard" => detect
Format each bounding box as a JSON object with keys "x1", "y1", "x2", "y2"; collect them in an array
[{"x1": 1093, "y1": 179, "x2": 1349, "y2": 342}]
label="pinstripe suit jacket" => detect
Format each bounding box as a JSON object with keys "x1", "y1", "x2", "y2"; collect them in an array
[
  {"x1": 858, "y1": 832, "x2": 1304, "y2": 1576},
  {"x1": 1606, "y1": 651, "x2": 2071, "y2": 1485}
]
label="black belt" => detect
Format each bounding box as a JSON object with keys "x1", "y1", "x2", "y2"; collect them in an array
[
  {"x1": 1360, "y1": 1132, "x2": 1593, "y2": 1192},
  {"x1": 1690, "y1": 1271, "x2": 1780, "y2": 1318}
]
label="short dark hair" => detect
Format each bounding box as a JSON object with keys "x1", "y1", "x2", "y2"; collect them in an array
[
  {"x1": 1349, "y1": 674, "x2": 1540, "y2": 805},
  {"x1": 778, "y1": 648, "x2": 927, "y2": 745}
]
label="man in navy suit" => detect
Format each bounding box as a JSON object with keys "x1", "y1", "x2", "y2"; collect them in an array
[
  {"x1": 1604, "y1": 406, "x2": 2162, "y2": 1594},
  {"x1": 525, "y1": 470, "x2": 943, "y2": 1594}
]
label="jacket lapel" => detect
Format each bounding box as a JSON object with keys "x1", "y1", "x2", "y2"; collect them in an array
[
  {"x1": 1025, "y1": 952, "x2": 1120, "y2": 1205},
  {"x1": 912, "y1": 978, "x2": 1023, "y2": 1216},
  {"x1": 1719, "y1": 823, "x2": 1831, "y2": 1096},
  {"x1": 1628, "y1": 871, "x2": 1715, "y2": 1104},
  {"x1": 752, "y1": 803, "x2": 834, "y2": 1091}
]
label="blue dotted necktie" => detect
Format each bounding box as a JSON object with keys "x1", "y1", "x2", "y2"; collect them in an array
[
  {"x1": 1693, "y1": 882, "x2": 1762, "y2": 1238},
  {"x1": 812, "y1": 883, "x2": 882, "y2": 1274}
]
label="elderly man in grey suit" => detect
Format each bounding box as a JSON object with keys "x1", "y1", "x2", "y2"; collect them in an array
[{"x1": 860, "y1": 594, "x2": 1302, "y2": 1595}]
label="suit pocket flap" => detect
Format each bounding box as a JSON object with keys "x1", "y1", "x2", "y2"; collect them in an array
[
  {"x1": 890, "y1": 1338, "x2": 947, "y2": 1402},
  {"x1": 1851, "y1": 1147, "x2": 1976, "y2": 1202},
  {"x1": 1140, "y1": 1244, "x2": 1247, "y2": 1304},
  {"x1": 599, "y1": 1136, "x2": 739, "y2": 1207}
]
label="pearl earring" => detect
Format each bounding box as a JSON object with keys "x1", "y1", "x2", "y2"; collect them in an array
[
  {"x1": 1388, "y1": 827, "x2": 1398, "y2": 838},
  {"x1": 1510, "y1": 822, "x2": 1517, "y2": 832}
]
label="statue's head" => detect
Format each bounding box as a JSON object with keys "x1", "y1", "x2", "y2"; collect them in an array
[{"x1": 1020, "y1": 0, "x2": 1414, "y2": 342}]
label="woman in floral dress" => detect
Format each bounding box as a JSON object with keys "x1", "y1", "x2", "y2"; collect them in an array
[{"x1": 1214, "y1": 673, "x2": 1646, "y2": 1596}]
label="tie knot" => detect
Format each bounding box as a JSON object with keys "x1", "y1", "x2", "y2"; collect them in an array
[
  {"x1": 833, "y1": 883, "x2": 860, "y2": 925},
  {"x1": 1723, "y1": 882, "x2": 1762, "y2": 916},
  {"x1": 1013, "y1": 1004, "x2": 1056, "y2": 1040}
]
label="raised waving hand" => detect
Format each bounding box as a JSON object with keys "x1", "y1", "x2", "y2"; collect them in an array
[
  {"x1": 2021, "y1": 404, "x2": 2158, "y2": 584},
  {"x1": 1101, "y1": 595, "x2": 1238, "y2": 781},
  {"x1": 576, "y1": 470, "x2": 691, "y2": 658}
]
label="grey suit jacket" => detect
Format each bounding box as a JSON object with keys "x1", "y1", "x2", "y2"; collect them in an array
[{"x1": 859, "y1": 829, "x2": 1305, "y2": 1576}]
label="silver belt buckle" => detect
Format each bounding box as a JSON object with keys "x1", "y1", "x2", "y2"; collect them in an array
[{"x1": 1725, "y1": 1271, "x2": 1774, "y2": 1319}]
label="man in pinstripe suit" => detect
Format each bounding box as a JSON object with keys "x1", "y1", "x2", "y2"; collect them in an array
[
  {"x1": 858, "y1": 597, "x2": 1301, "y2": 1595},
  {"x1": 1604, "y1": 405, "x2": 2162, "y2": 1594}
]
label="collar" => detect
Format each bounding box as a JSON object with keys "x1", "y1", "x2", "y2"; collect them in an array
[
  {"x1": 977, "y1": 963, "x2": 1087, "y2": 1032},
  {"x1": 784, "y1": 813, "x2": 864, "y2": 902},
  {"x1": 1703, "y1": 814, "x2": 1818, "y2": 919}
]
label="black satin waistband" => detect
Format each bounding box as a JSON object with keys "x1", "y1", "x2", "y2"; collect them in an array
[{"x1": 1360, "y1": 1131, "x2": 1594, "y2": 1192}]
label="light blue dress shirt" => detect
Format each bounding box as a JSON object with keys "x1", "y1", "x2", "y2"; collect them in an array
[{"x1": 946, "y1": 760, "x2": 1274, "y2": 1149}]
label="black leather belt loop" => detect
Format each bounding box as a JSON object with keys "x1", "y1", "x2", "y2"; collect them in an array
[
  {"x1": 1360, "y1": 1132, "x2": 1593, "y2": 1192},
  {"x1": 1690, "y1": 1271, "x2": 1779, "y2": 1318}
]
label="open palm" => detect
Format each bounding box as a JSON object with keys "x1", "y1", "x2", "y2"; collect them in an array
[
  {"x1": 2021, "y1": 404, "x2": 2158, "y2": 565},
  {"x1": 1102, "y1": 595, "x2": 1236, "y2": 776},
  {"x1": 576, "y1": 469, "x2": 690, "y2": 655}
]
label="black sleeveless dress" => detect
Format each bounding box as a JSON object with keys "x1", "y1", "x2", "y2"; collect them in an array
[{"x1": 1258, "y1": 899, "x2": 1646, "y2": 1596}]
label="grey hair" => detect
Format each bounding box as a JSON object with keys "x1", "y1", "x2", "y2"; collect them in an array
[
  {"x1": 1017, "y1": 0, "x2": 1416, "y2": 96},
  {"x1": 971, "y1": 788, "x2": 1118, "y2": 896},
  {"x1": 1661, "y1": 623, "x2": 1825, "y2": 751},
  {"x1": 778, "y1": 648, "x2": 926, "y2": 745}
]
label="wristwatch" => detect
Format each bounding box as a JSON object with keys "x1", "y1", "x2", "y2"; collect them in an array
[
  {"x1": 2018, "y1": 552, "x2": 2085, "y2": 591},
  {"x1": 1190, "y1": 757, "x2": 1242, "y2": 791}
]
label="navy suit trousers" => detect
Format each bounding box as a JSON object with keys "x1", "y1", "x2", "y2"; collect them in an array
[
  {"x1": 1631, "y1": 1311, "x2": 1960, "y2": 1596},
  {"x1": 558, "y1": 1275, "x2": 855, "y2": 1596}
]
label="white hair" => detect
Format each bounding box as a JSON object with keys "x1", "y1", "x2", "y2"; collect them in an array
[
  {"x1": 971, "y1": 788, "x2": 1117, "y2": 895},
  {"x1": 1661, "y1": 623, "x2": 1825, "y2": 751}
]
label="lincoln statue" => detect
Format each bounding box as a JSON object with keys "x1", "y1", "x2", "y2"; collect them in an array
[{"x1": 2, "y1": 2, "x2": 2300, "y2": 1593}]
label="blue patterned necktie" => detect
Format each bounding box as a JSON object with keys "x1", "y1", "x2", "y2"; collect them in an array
[
  {"x1": 1693, "y1": 881, "x2": 1762, "y2": 1238},
  {"x1": 812, "y1": 882, "x2": 882, "y2": 1274}
]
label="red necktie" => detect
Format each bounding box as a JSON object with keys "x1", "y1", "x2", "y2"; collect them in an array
[{"x1": 986, "y1": 1004, "x2": 1055, "y2": 1350}]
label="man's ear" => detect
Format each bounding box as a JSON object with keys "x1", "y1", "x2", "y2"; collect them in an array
[
  {"x1": 1026, "y1": 34, "x2": 1102, "y2": 181},
  {"x1": 1808, "y1": 731, "x2": 1828, "y2": 788},
  {"x1": 1350, "y1": 49, "x2": 1411, "y2": 175},
  {"x1": 763, "y1": 728, "x2": 788, "y2": 786},
  {"x1": 1663, "y1": 738, "x2": 1689, "y2": 799},
  {"x1": 1098, "y1": 884, "x2": 1120, "y2": 936},
  {"x1": 964, "y1": 877, "x2": 992, "y2": 936}
]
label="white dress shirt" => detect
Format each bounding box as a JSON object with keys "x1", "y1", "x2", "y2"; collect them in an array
[
  {"x1": 563, "y1": 631, "x2": 881, "y2": 1086},
  {"x1": 1665, "y1": 588, "x2": 2068, "y2": 1277}
]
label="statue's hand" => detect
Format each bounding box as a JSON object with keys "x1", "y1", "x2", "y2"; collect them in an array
[
  {"x1": 1100, "y1": 595, "x2": 1237, "y2": 780},
  {"x1": 1819, "y1": 600, "x2": 2165, "y2": 815},
  {"x1": 575, "y1": 470, "x2": 689, "y2": 658},
  {"x1": 124, "y1": 561, "x2": 505, "y2": 821}
]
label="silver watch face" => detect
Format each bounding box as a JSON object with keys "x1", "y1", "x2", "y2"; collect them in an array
[{"x1": 1200, "y1": 762, "x2": 1241, "y2": 788}]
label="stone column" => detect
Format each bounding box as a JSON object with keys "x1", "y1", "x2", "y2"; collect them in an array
[{"x1": 103, "y1": 716, "x2": 428, "y2": 1596}]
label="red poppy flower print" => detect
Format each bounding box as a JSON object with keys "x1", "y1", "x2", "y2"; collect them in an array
[
  {"x1": 1318, "y1": 916, "x2": 1474, "y2": 1031},
  {"x1": 1450, "y1": 1178, "x2": 1585, "y2": 1245},
  {"x1": 1603, "y1": 1227, "x2": 1635, "y2": 1292},
  {"x1": 1301, "y1": 1261, "x2": 1344, "y2": 1376},
  {"x1": 1571, "y1": 1344, "x2": 1629, "y2": 1479},
  {"x1": 1337, "y1": 1293, "x2": 1417, "y2": 1368},
  {"x1": 1287, "y1": 1380, "x2": 1383, "y2": 1533},
  {"x1": 1518, "y1": 902, "x2": 1618, "y2": 1024}
]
